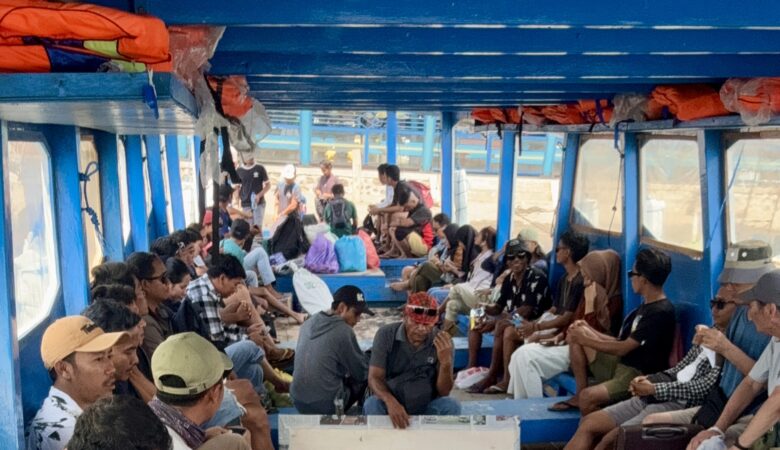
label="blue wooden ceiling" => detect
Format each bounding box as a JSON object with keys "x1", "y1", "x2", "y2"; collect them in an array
[{"x1": 58, "y1": 1, "x2": 780, "y2": 110}]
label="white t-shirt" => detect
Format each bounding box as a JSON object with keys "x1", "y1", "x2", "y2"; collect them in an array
[
  {"x1": 748, "y1": 338, "x2": 780, "y2": 394},
  {"x1": 166, "y1": 425, "x2": 193, "y2": 450},
  {"x1": 466, "y1": 250, "x2": 494, "y2": 291},
  {"x1": 26, "y1": 387, "x2": 83, "y2": 450}
]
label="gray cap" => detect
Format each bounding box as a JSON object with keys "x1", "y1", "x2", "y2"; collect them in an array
[
  {"x1": 738, "y1": 269, "x2": 780, "y2": 305},
  {"x1": 719, "y1": 240, "x2": 775, "y2": 284}
]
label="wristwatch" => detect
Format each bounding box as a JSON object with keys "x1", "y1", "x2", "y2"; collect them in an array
[{"x1": 734, "y1": 438, "x2": 750, "y2": 450}]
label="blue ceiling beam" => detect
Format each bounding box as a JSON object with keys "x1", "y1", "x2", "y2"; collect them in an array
[
  {"x1": 246, "y1": 81, "x2": 657, "y2": 93},
  {"x1": 208, "y1": 53, "x2": 780, "y2": 79},
  {"x1": 96, "y1": 0, "x2": 780, "y2": 27},
  {"x1": 251, "y1": 93, "x2": 608, "y2": 103},
  {"x1": 218, "y1": 26, "x2": 780, "y2": 55}
]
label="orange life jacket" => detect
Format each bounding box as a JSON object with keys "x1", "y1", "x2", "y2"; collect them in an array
[
  {"x1": 650, "y1": 85, "x2": 730, "y2": 121},
  {"x1": 207, "y1": 76, "x2": 253, "y2": 120}
]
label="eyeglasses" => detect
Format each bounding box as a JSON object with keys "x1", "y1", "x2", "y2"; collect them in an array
[
  {"x1": 710, "y1": 297, "x2": 737, "y2": 310},
  {"x1": 406, "y1": 305, "x2": 438, "y2": 317},
  {"x1": 143, "y1": 273, "x2": 170, "y2": 284},
  {"x1": 627, "y1": 270, "x2": 642, "y2": 278}
]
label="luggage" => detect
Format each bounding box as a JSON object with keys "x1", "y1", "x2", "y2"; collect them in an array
[
  {"x1": 292, "y1": 268, "x2": 333, "y2": 315},
  {"x1": 357, "y1": 229, "x2": 380, "y2": 270},
  {"x1": 304, "y1": 223, "x2": 330, "y2": 245},
  {"x1": 304, "y1": 235, "x2": 339, "y2": 274},
  {"x1": 616, "y1": 423, "x2": 703, "y2": 450},
  {"x1": 408, "y1": 180, "x2": 434, "y2": 208},
  {"x1": 650, "y1": 85, "x2": 730, "y2": 121},
  {"x1": 334, "y1": 236, "x2": 367, "y2": 272}
]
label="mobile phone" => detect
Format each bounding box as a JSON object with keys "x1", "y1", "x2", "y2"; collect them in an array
[{"x1": 227, "y1": 426, "x2": 247, "y2": 436}]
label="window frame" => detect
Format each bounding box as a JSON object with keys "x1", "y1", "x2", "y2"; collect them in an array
[
  {"x1": 569, "y1": 134, "x2": 624, "y2": 237},
  {"x1": 6, "y1": 128, "x2": 62, "y2": 337},
  {"x1": 637, "y1": 133, "x2": 704, "y2": 257}
]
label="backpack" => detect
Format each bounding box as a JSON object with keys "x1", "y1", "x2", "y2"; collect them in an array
[
  {"x1": 329, "y1": 198, "x2": 348, "y2": 229},
  {"x1": 407, "y1": 180, "x2": 434, "y2": 208}
]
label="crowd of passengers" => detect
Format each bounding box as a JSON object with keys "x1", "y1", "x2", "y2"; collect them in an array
[{"x1": 22, "y1": 156, "x2": 780, "y2": 450}]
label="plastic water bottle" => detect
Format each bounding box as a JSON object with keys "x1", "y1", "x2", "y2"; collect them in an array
[
  {"x1": 512, "y1": 313, "x2": 523, "y2": 327},
  {"x1": 334, "y1": 397, "x2": 344, "y2": 418}
]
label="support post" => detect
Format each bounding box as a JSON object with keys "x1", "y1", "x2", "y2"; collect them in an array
[
  {"x1": 43, "y1": 125, "x2": 89, "y2": 315},
  {"x1": 622, "y1": 132, "x2": 641, "y2": 314},
  {"x1": 543, "y1": 134, "x2": 558, "y2": 176},
  {"x1": 496, "y1": 130, "x2": 517, "y2": 249},
  {"x1": 144, "y1": 135, "x2": 169, "y2": 238},
  {"x1": 440, "y1": 112, "x2": 454, "y2": 217},
  {"x1": 299, "y1": 110, "x2": 313, "y2": 166},
  {"x1": 422, "y1": 114, "x2": 436, "y2": 172},
  {"x1": 94, "y1": 131, "x2": 124, "y2": 261},
  {"x1": 124, "y1": 135, "x2": 149, "y2": 252},
  {"x1": 386, "y1": 110, "x2": 398, "y2": 165},
  {"x1": 699, "y1": 130, "x2": 726, "y2": 307},
  {"x1": 485, "y1": 132, "x2": 493, "y2": 173},
  {"x1": 195, "y1": 136, "x2": 204, "y2": 223},
  {"x1": 549, "y1": 134, "x2": 580, "y2": 282},
  {"x1": 165, "y1": 136, "x2": 186, "y2": 230},
  {"x1": 0, "y1": 121, "x2": 24, "y2": 450}
]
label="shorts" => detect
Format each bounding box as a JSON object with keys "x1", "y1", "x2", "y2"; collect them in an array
[
  {"x1": 588, "y1": 352, "x2": 641, "y2": 402},
  {"x1": 405, "y1": 232, "x2": 428, "y2": 257},
  {"x1": 604, "y1": 396, "x2": 687, "y2": 426}
]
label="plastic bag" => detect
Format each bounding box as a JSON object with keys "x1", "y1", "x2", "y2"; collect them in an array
[
  {"x1": 323, "y1": 232, "x2": 338, "y2": 245},
  {"x1": 357, "y1": 230, "x2": 379, "y2": 270},
  {"x1": 334, "y1": 236, "x2": 367, "y2": 273},
  {"x1": 229, "y1": 100, "x2": 272, "y2": 152},
  {"x1": 650, "y1": 85, "x2": 730, "y2": 121},
  {"x1": 454, "y1": 367, "x2": 490, "y2": 390},
  {"x1": 304, "y1": 235, "x2": 339, "y2": 274},
  {"x1": 304, "y1": 223, "x2": 331, "y2": 245},
  {"x1": 720, "y1": 78, "x2": 780, "y2": 126},
  {"x1": 609, "y1": 94, "x2": 649, "y2": 126},
  {"x1": 293, "y1": 268, "x2": 333, "y2": 315},
  {"x1": 168, "y1": 25, "x2": 225, "y2": 89}
]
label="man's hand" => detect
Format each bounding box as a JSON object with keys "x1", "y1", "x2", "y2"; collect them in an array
[
  {"x1": 473, "y1": 318, "x2": 495, "y2": 334},
  {"x1": 687, "y1": 429, "x2": 722, "y2": 450},
  {"x1": 697, "y1": 327, "x2": 729, "y2": 354},
  {"x1": 517, "y1": 321, "x2": 536, "y2": 338},
  {"x1": 386, "y1": 398, "x2": 411, "y2": 429},
  {"x1": 204, "y1": 427, "x2": 230, "y2": 440},
  {"x1": 220, "y1": 301, "x2": 252, "y2": 325},
  {"x1": 629, "y1": 376, "x2": 656, "y2": 397},
  {"x1": 434, "y1": 332, "x2": 454, "y2": 365}
]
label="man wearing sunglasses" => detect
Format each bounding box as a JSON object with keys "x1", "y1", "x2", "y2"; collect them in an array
[{"x1": 365, "y1": 293, "x2": 461, "y2": 428}]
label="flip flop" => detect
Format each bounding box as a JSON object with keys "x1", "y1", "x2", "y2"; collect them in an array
[
  {"x1": 268, "y1": 348, "x2": 295, "y2": 368},
  {"x1": 465, "y1": 383, "x2": 487, "y2": 394},
  {"x1": 547, "y1": 399, "x2": 579, "y2": 412},
  {"x1": 483, "y1": 384, "x2": 507, "y2": 394}
]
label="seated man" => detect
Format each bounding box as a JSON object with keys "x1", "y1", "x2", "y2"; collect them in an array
[
  {"x1": 466, "y1": 239, "x2": 551, "y2": 393},
  {"x1": 291, "y1": 286, "x2": 373, "y2": 414},
  {"x1": 688, "y1": 269, "x2": 780, "y2": 450},
  {"x1": 183, "y1": 254, "x2": 290, "y2": 395},
  {"x1": 364, "y1": 293, "x2": 461, "y2": 428},
  {"x1": 67, "y1": 396, "x2": 172, "y2": 450},
  {"x1": 384, "y1": 189, "x2": 434, "y2": 258},
  {"x1": 26, "y1": 316, "x2": 130, "y2": 450},
  {"x1": 551, "y1": 247, "x2": 676, "y2": 415},
  {"x1": 149, "y1": 332, "x2": 272, "y2": 450},
  {"x1": 565, "y1": 283, "x2": 737, "y2": 450},
  {"x1": 324, "y1": 183, "x2": 358, "y2": 238}
]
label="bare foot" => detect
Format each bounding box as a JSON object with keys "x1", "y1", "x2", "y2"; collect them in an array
[
  {"x1": 389, "y1": 281, "x2": 408, "y2": 292},
  {"x1": 293, "y1": 312, "x2": 306, "y2": 325}
]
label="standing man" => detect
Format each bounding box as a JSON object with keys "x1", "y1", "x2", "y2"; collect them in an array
[
  {"x1": 291, "y1": 286, "x2": 373, "y2": 414},
  {"x1": 315, "y1": 160, "x2": 339, "y2": 221},
  {"x1": 26, "y1": 316, "x2": 130, "y2": 450},
  {"x1": 235, "y1": 155, "x2": 270, "y2": 231},
  {"x1": 364, "y1": 293, "x2": 461, "y2": 428}
]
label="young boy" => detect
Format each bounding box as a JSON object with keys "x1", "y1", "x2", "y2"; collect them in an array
[{"x1": 324, "y1": 184, "x2": 358, "y2": 238}]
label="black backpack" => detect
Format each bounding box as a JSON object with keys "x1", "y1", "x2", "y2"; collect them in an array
[{"x1": 329, "y1": 198, "x2": 348, "y2": 229}]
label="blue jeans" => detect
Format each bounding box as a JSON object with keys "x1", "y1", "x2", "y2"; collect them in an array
[
  {"x1": 427, "y1": 287, "x2": 451, "y2": 306},
  {"x1": 225, "y1": 340, "x2": 266, "y2": 396},
  {"x1": 203, "y1": 388, "x2": 244, "y2": 428},
  {"x1": 363, "y1": 396, "x2": 461, "y2": 416},
  {"x1": 244, "y1": 246, "x2": 276, "y2": 285}
]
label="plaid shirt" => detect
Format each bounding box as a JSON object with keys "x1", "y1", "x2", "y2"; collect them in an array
[
  {"x1": 186, "y1": 275, "x2": 246, "y2": 345},
  {"x1": 653, "y1": 345, "x2": 721, "y2": 407}
]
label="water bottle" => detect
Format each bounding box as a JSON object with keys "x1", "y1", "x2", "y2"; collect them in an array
[
  {"x1": 512, "y1": 313, "x2": 523, "y2": 327},
  {"x1": 334, "y1": 397, "x2": 344, "y2": 418}
]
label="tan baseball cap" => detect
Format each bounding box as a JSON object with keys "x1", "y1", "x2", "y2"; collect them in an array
[
  {"x1": 41, "y1": 316, "x2": 130, "y2": 370},
  {"x1": 151, "y1": 333, "x2": 233, "y2": 396}
]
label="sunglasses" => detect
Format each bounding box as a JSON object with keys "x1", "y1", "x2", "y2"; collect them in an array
[
  {"x1": 627, "y1": 270, "x2": 642, "y2": 278},
  {"x1": 506, "y1": 251, "x2": 529, "y2": 261},
  {"x1": 710, "y1": 297, "x2": 736, "y2": 310},
  {"x1": 143, "y1": 273, "x2": 170, "y2": 284},
  {"x1": 406, "y1": 305, "x2": 438, "y2": 317}
]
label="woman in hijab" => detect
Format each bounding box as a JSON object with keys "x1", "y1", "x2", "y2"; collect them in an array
[
  {"x1": 505, "y1": 249, "x2": 621, "y2": 400},
  {"x1": 391, "y1": 223, "x2": 459, "y2": 293}
]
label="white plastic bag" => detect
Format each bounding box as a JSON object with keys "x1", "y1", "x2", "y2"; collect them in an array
[
  {"x1": 292, "y1": 268, "x2": 333, "y2": 315},
  {"x1": 609, "y1": 94, "x2": 649, "y2": 126},
  {"x1": 304, "y1": 223, "x2": 331, "y2": 245},
  {"x1": 454, "y1": 367, "x2": 490, "y2": 390}
]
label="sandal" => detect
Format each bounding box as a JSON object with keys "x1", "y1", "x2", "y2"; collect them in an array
[
  {"x1": 268, "y1": 348, "x2": 295, "y2": 368},
  {"x1": 465, "y1": 381, "x2": 490, "y2": 394},
  {"x1": 483, "y1": 384, "x2": 507, "y2": 394},
  {"x1": 547, "y1": 399, "x2": 579, "y2": 412}
]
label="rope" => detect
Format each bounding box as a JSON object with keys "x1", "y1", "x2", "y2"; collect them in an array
[
  {"x1": 79, "y1": 161, "x2": 109, "y2": 257},
  {"x1": 706, "y1": 147, "x2": 744, "y2": 251}
]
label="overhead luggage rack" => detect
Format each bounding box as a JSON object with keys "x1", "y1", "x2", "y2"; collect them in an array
[{"x1": 0, "y1": 72, "x2": 196, "y2": 135}]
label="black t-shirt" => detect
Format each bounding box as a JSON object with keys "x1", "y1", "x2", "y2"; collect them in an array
[
  {"x1": 236, "y1": 164, "x2": 269, "y2": 207},
  {"x1": 618, "y1": 299, "x2": 677, "y2": 374},
  {"x1": 553, "y1": 272, "x2": 584, "y2": 313},
  {"x1": 390, "y1": 180, "x2": 422, "y2": 206},
  {"x1": 495, "y1": 268, "x2": 551, "y2": 320},
  {"x1": 395, "y1": 203, "x2": 432, "y2": 241}
]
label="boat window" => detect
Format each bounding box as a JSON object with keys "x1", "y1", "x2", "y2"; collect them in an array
[
  {"x1": 8, "y1": 138, "x2": 60, "y2": 337},
  {"x1": 725, "y1": 136, "x2": 780, "y2": 260},
  {"x1": 178, "y1": 137, "x2": 200, "y2": 225},
  {"x1": 79, "y1": 135, "x2": 104, "y2": 272},
  {"x1": 159, "y1": 136, "x2": 174, "y2": 234},
  {"x1": 639, "y1": 136, "x2": 703, "y2": 251},
  {"x1": 571, "y1": 136, "x2": 623, "y2": 233},
  {"x1": 117, "y1": 138, "x2": 131, "y2": 245},
  {"x1": 257, "y1": 110, "x2": 301, "y2": 164}
]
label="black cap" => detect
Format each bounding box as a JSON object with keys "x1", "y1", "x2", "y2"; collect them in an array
[
  {"x1": 332, "y1": 285, "x2": 375, "y2": 316},
  {"x1": 506, "y1": 239, "x2": 532, "y2": 258}
]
